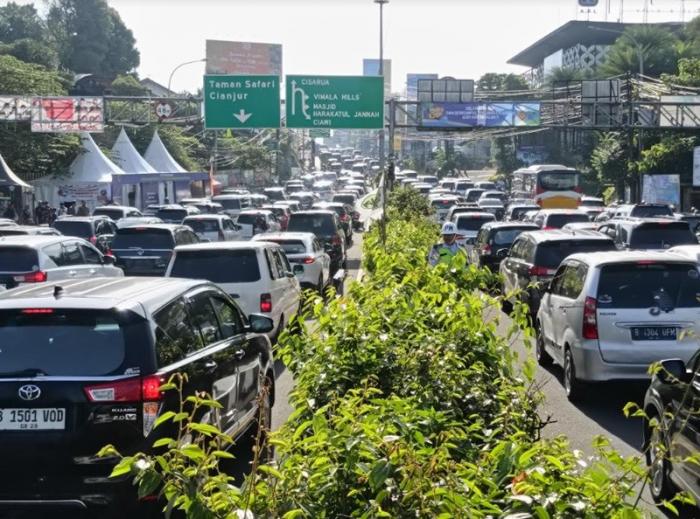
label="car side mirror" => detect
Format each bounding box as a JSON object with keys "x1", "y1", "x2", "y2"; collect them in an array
[
  {"x1": 496, "y1": 248, "x2": 509, "y2": 259},
  {"x1": 102, "y1": 254, "x2": 116, "y2": 265},
  {"x1": 247, "y1": 313, "x2": 274, "y2": 334},
  {"x1": 657, "y1": 358, "x2": 691, "y2": 384},
  {"x1": 285, "y1": 271, "x2": 295, "y2": 278},
  {"x1": 292, "y1": 264, "x2": 305, "y2": 276}
]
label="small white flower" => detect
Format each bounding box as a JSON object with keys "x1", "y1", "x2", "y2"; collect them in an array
[
  {"x1": 379, "y1": 333, "x2": 388, "y2": 342},
  {"x1": 235, "y1": 509, "x2": 254, "y2": 519},
  {"x1": 134, "y1": 458, "x2": 151, "y2": 471}
]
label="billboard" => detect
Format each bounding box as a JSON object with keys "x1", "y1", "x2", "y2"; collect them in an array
[
  {"x1": 363, "y1": 58, "x2": 391, "y2": 97},
  {"x1": 0, "y1": 96, "x2": 31, "y2": 121},
  {"x1": 406, "y1": 73, "x2": 438, "y2": 100},
  {"x1": 206, "y1": 40, "x2": 282, "y2": 76},
  {"x1": 31, "y1": 97, "x2": 104, "y2": 133},
  {"x1": 420, "y1": 102, "x2": 540, "y2": 128},
  {"x1": 642, "y1": 174, "x2": 680, "y2": 207}
]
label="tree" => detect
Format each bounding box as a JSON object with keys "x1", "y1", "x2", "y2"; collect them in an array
[
  {"x1": 490, "y1": 137, "x2": 522, "y2": 176},
  {"x1": 599, "y1": 26, "x2": 679, "y2": 77},
  {"x1": 544, "y1": 66, "x2": 589, "y2": 86},
  {"x1": 47, "y1": 0, "x2": 139, "y2": 76},
  {"x1": 0, "y1": 39, "x2": 58, "y2": 69},
  {"x1": 637, "y1": 134, "x2": 697, "y2": 184},
  {"x1": 661, "y1": 57, "x2": 700, "y2": 87},
  {"x1": 110, "y1": 74, "x2": 148, "y2": 96},
  {"x1": 477, "y1": 72, "x2": 529, "y2": 91},
  {"x1": 0, "y1": 2, "x2": 45, "y2": 43},
  {"x1": 0, "y1": 55, "x2": 65, "y2": 94},
  {"x1": 590, "y1": 132, "x2": 629, "y2": 197}
]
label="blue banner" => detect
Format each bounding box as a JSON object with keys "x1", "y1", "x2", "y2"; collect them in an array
[{"x1": 420, "y1": 102, "x2": 540, "y2": 128}]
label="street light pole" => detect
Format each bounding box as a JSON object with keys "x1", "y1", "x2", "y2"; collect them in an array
[
  {"x1": 167, "y1": 58, "x2": 207, "y2": 94},
  {"x1": 375, "y1": 0, "x2": 388, "y2": 245}
]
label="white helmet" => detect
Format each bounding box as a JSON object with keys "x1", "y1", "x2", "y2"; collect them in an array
[{"x1": 441, "y1": 222, "x2": 457, "y2": 235}]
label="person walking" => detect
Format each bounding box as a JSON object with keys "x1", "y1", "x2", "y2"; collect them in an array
[
  {"x1": 76, "y1": 201, "x2": 90, "y2": 216},
  {"x1": 2, "y1": 202, "x2": 17, "y2": 222}
]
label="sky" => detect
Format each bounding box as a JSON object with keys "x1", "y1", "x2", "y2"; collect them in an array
[{"x1": 6, "y1": 0, "x2": 700, "y2": 93}]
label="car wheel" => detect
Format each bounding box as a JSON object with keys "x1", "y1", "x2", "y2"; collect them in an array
[
  {"x1": 535, "y1": 326, "x2": 553, "y2": 367},
  {"x1": 647, "y1": 414, "x2": 677, "y2": 502},
  {"x1": 563, "y1": 347, "x2": 584, "y2": 402}
]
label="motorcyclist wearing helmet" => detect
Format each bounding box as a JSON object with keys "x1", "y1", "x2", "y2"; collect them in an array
[{"x1": 428, "y1": 222, "x2": 467, "y2": 266}]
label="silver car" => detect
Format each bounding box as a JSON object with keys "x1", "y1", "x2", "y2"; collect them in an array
[{"x1": 536, "y1": 250, "x2": 700, "y2": 401}]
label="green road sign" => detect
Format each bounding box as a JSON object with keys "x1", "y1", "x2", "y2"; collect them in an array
[
  {"x1": 204, "y1": 74, "x2": 280, "y2": 129},
  {"x1": 286, "y1": 75, "x2": 383, "y2": 129}
]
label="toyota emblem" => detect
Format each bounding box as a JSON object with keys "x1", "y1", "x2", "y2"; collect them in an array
[
  {"x1": 136, "y1": 249, "x2": 145, "y2": 256},
  {"x1": 18, "y1": 384, "x2": 41, "y2": 401}
]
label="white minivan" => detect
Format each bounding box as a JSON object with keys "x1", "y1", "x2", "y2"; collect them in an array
[{"x1": 166, "y1": 241, "x2": 301, "y2": 341}]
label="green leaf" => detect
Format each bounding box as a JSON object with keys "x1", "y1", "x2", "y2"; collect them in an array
[
  {"x1": 282, "y1": 510, "x2": 304, "y2": 519},
  {"x1": 110, "y1": 457, "x2": 133, "y2": 478},
  {"x1": 188, "y1": 422, "x2": 221, "y2": 437},
  {"x1": 258, "y1": 464, "x2": 283, "y2": 479},
  {"x1": 179, "y1": 444, "x2": 205, "y2": 461},
  {"x1": 153, "y1": 411, "x2": 176, "y2": 429},
  {"x1": 152, "y1": 437, "x2": 175, "y2": 449},
  {"x1": 368, "y1": 460, "x2": 392, "y2": 492}
]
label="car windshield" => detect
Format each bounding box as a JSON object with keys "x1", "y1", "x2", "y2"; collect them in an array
[
  {"x1": 217, "y1": 199, "x2": 245, "y2": 210},
  {"x1": 185, "y1": 219, "x2": 220, "y2": 233},
  {"x1": 597, "y1": 263, "x2": 700, "y2": 309},
  {"x1": 264, "y1": 240, "x2": 307, "y2": 255},
  {"x1": 237, "y1": 214, "x2": 262, "y2": 226},
  {"x1": 0, "y1": 247, "x2": 39, "y2": 272},
  {"x1": 580, "y1": 199, "x2": 604, "y2": 207},
  {"x1": 538, "y1": 171, "x2": 579, "y2": 191},
  {"x1": 170, "y1": 249, "x2": 260, "y2": 283},
  {"x1": 288, "y1": 214, "x2": 335, "y2": 235},
  {"x1": 511, "y1": 207, "x2": 539, "y2": 220},
  {"x1": 492, "y1": 228, "x2": 531, "y2": 246},
  {"x1": 466, "y1": 190, "x2": 484, "y2": 202},
  {"x1": 441, "y1": 181, "x2": 455, "y2": 190},
  {"x1": 0, "y1": 310, "x2": 127, "y2": 376},
  {"x1": 456, "y1": 216, "x2": 494, "y2": 231},
  {"x1": 630, "y1": 205, "x2": 673, "y2": 218},
  {"x1": 546, "y1": 213, "x2": 590, "y2": 228},
  {"x1": 53, "y1": 220, "x2": 92, "y2": 239},
  {"x1": 157, "y1": 209, "x2": 187, "y2": 222},
  {"x1": 93, "y1": 208, "x2": 124, "y2": 220},
  {"x1": 629, "y1": 223, "x2": 697, "y2": 249},
  {"x1": 112, "y1": 228, "x2": 175, "y2": 249},
  {"x1": 535, "y1": 239, "x2": 616, "y2": 268},
  {"x1": 333, "y1": 195, "x2": 355, "y2": 206},
  {"x1": 432, "y1": 199, "x2": 457, "y2": 208}
]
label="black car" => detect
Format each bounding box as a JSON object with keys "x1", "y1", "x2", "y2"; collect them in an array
[
  {"x1": 597, "y1": 218, "x2": 697, "y2": 250},
  {"x1": 110, "y1": 224, "x2": 199, "y2": 276},
  {"x1": 52, "y1": 216, "x2": 118, "y2": 253},
  {"x1": 500, "y1": 230, "x2": 616, "y2": 316},
  {"x1": 643, "y1": 352, "x2": 700, "y2": 507},
  {"x1": 312, "y1": 202, "x2": 353, "y2": 244},
  {"x1": 287, "y1": 210, "x2": 346, "y2": 272},
  {"x1": 469, "y1": 222, "x2": 539, "y2": 271},
  {"x1": 0, "y1": 277, "x2": 275, "y2": 516}
]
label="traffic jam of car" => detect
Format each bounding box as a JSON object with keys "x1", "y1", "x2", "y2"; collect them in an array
[{"x1": 0, "y1": 154, "x2": 369, "y2": 515}]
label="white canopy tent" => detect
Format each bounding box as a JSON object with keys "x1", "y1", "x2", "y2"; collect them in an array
[
  {"x1": 111, "y1": 128, "x2": 155, "y2": 207},
  {"x1": 144, "y1": 130, "x2": 187, "y2": 173},
  {"x1": 35, "y1": 132, "x2": 125, "y2": 208}
]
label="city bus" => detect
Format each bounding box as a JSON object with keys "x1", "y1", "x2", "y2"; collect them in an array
[{"x1": 511, "y1": 164, "x2": 582, "y2": 209}]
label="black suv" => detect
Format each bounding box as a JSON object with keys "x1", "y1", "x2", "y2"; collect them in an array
[
  {"x1": 287, "y1": 210, "x2": 346, "y2": 272},
  {"x1": 499, "y1": 230, "x2": 616, "y2": 316},
  {"x1": 111, "y1": 224, "x2": 199, "y2": 276},
  {"x1": 312, "y1": 202, "x2": 353, "y2": 245},
  {"x1": 0, "y1": 277, "x2": 275, "y2": 516},
  {"x1": 469, "y1": 222, "x2": 539, "y2": 271},
  {"x1": 52, "y1": 216, "x2": 118, "y2": 253},
  {"x1": 597, "y1": 218, "x2": 697, "y2": 250},
  {"x1": 643, "y1": 352, "x2": 700, "y2": 508}
]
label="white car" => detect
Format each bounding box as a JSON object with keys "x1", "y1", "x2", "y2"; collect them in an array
[
  {"x1": 92, "y1": 205, "x2": 142, "y2": 221},
  {"x1": 212, "y1": 194, "x2": 252, "y2": 218},
  {"x1": 166, "y1": 241, "x2": 301, "y2": 341},
  {"x1": 252, "y1": 232, "x2": 331, "y2": 292},
  {"x1": 0, "y1": 235, "x2": 123, "y2": 289},
  {"x1": 0, "y1": 226, "x2": 62, "y2": 236},
  {"x1": 454, "y1": 212, "x2": 496, "y2": 246},
  {"x1": 477, "y1": 198, "x2": 505, "y2": 218},
  {"x1": 182, "y1": 214, "x2": 242, "y2": 242},
  {"x1": 236, "y1": 210, "x2": 281, "y2": 239}
]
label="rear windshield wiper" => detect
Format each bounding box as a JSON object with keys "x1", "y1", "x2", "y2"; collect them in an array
[{"x1": 0, "y1": 368, "x2": 47, "y2": 378}]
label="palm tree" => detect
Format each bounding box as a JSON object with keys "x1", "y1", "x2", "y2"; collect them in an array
[
  {"x1": 599, "y1": 26, "x2": 679, "y2": 78},
  {"x1": 544, "y1": 66, "x2": 589, "y2": 87}
]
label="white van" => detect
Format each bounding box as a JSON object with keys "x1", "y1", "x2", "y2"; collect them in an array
[
  {"x1": 212, "y1": 194, "x2": 251, "y2": 218},
  {"x1": 166, "y1": 241, "x2": 301, "y2": 341}
]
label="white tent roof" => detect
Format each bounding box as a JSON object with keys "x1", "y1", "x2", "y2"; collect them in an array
[
  {"x1": 111, "y1": 128, "x2": 156, "y2": 174},
  {"x1": 68, "y1": 132, "x2": 125, "y2": 183},
  {"x1": 144, "y1": 130, "x2": 187, "y2": 173},
  {"x1": 0, "y1": 152, "x2": 31, "y2": 189}
]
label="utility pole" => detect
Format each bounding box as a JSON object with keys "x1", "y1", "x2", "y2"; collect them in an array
[{"x1": 375, "y1": 0, "x2": 389, "y2": 246}]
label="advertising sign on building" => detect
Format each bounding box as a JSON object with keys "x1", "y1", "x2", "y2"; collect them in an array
[
  {"x1": 31, "y1": 97, "x2": 104, "y2": 133},
  {"x1": 642, "y1": 174, "x2": 680, "y2": 207},
  {"x1": 363, "y1": 58, "x2": 392, "y2": 97},
  {"x1": 206, "y1": 40, "x2": 282, "y2": 76},
  {"x1": 0, "y1": 96, "x2": 31, "y2": 121},
  {"x1": 420, "y1": 102, "x2": 540, "y2": 128}
]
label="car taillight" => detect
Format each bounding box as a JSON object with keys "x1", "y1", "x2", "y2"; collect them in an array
[
  {"x1": 582, "y1": 296, "x2": 598, "y2": 340},
  {"x1": 105, "y1": 249, "x2": 113, "y2": 257},
  {"x1": 15, "y1": 271, "x2": 47, "y2": 283},
  {"x1": 84, "y1": 375, "x2": 164, "y2": 403},
  {"x1": 21, "y1": 308, "x2": 53, "y2": 314},
  {"x1": 89, "y1": 235, "x2": 97, "y2": 245},
  {"x1": 303, "y1": 256, "x2": 315, "y2": 264},
  {"x1": 260, "y1": 293, "x2": 272, "y2": 313},
  {"x1": 482, "y1": 244, "x2": 492, "y2": 254},
  {"x1": 528, "y1": 266, "x2": 550, "y2": 277},
  {"x1": 542, "y1": 226, "x2": 556, "y2": 231},
  {"x1": 340, "y1": 214, "x2": 350, "y2": 222}
]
